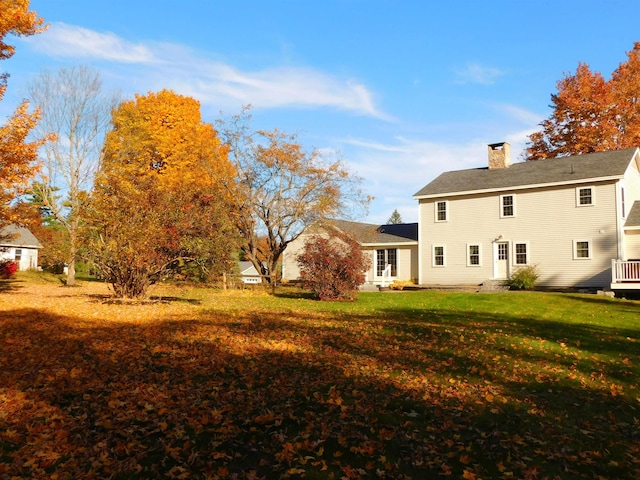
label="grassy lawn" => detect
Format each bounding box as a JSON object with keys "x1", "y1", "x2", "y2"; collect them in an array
[{"x1": 1, "y1": 276, "x2": 639, "y2": 479}]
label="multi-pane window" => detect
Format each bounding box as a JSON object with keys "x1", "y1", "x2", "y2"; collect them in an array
[
  {"x1": 577, "y1": 186, "x2": 594, "y2": 206},
  {"x1": 433, "y1": 245, "x2": 445, "y2": 266},
  {"x1": 467, "y1": 244, "x2": 480, "y2": 266},
  {"x1": 574, "y1": 240, "x2": 591, "y2": 259},
  {"x1": 377, "y1": 249, "x2": 397, "y2": 276},
  {"x1": 501, "y1": 194, "x2": 514, "y2": 217},
  {"x1": 387, "y1": 249, "x2": 397, "y2": 276},
  {"x1": 514, "y1": 243, "x2": 528, "y2": 265},
  {"x1": 497, "y1": 243, "x2": 508, "y2": 261},
  {"x1": 436, "y1": 201, "x2": 448, "y2": 222},
  {"x1": 14, "y1": 248, "x2": 22, "y2": 263}
]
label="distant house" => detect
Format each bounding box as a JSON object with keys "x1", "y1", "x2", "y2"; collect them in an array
[
  {"x1": 282, "y1": 219, "x2": 419, "y2": 287},
  {"x1": 238, "y1": 261, "x2": 263, "y2": 284},
  {"x1": 0, "y1": 225, "x2": 43, "y2": 271},
  {"x1": 413, "y1": 143, "x2": 640, "y2": 291}
]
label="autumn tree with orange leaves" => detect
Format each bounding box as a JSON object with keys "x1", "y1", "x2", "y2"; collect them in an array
[
  {"x1": 527, "y1": 42, "x2": 640, "y2": 160},
  {"x1": 217, "y1": 107, "x2": 370, "y2": 290},
  {"x1": 0, "y1": 1, "x2": 47, "y2": 233},
  {"x1": 87, "y1": 90, "x2": 239, "y2": 298}
]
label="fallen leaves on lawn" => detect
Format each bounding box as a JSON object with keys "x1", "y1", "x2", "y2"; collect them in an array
[{"x1": 0, "y1": 283, "x2": 639, "y2": 479}]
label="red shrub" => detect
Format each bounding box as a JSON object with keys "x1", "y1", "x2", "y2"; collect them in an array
[
  {"x1": 296, "y1": 231, "x2": 369, "y2": 301},
  {"x1": 0, "y1": 259, "x2": 18, "y2": 279}
]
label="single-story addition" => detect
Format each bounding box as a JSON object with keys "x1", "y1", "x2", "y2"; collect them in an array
[
  {"x1": 413, "y1": 142, "x2": 640, "y2": 291},
  {"x1": 282, "y1": 219, "x2": 419, "y2": 288},
  {"x1": 0, "y1": 225, "x2": 43, "y2": 271}
]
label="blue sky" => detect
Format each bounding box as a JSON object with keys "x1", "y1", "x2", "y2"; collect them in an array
[{"x1": 3, "y1": 0, "x2": 640, "y2": 223}]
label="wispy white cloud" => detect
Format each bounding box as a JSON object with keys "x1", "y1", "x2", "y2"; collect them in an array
[
  {"x1": 495, "y1": 103, "x2": 543, "y2": 126},
  {"x1": 25, "y1": 23, "x2": 388, "y2": 118},
  {"x1": 181, "y1": 66, "x2": 391, "y2": 119},
  {"x1": 340, "y1": 130, "x2": 536, "y2": 223},
  {"x1": 340, "y1": 137, "x2": 491, "y2": 223},
  {"x1": 27, "y1": 23, "x2": 156, "y2": 63},
  {"x1": 454, "y1": 62, "x2": 504, "y2": 85}
]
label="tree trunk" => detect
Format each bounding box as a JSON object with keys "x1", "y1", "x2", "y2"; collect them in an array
[
  {"x1": 66, "y1": 232, "x2": 76, "y2": 286},
  {"x1": 66, "y1": 259, "x2": 76, "y2": 286}
]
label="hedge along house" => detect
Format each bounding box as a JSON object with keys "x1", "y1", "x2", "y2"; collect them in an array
[
  {"x1": 281, "y1": 219, "x2": 419, "y2": 288},
  {"x1": 0, "y1": 225, "x2": 43, "y2": 271},
  {"x1": 413, "y1": 143, "x2": 640, "y2": 292}
]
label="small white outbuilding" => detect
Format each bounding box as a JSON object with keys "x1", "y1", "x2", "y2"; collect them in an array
[{"x1": 0, "y1": 225, "x2": 43, "y2": 271}]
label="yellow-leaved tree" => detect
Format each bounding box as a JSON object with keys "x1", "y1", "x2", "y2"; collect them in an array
[
  {"x1": 0, "y1": 0, "x2": 47, "y2": 232},
  {"x1": 86, "y1": 90, "x2": 239, "y2": 298}
]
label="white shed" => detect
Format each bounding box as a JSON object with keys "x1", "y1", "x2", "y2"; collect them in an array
[{"x1": 0, "y1": 225, "x2": 43, "y2": 271}]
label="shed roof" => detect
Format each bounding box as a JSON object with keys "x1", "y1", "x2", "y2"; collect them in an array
[
  {"x1": 239, "y1": 261, "x2": 261, "y2": 276},
  {"x1": 0, "y1": 225, "x2": 43, "y2": 248},
  {"x1": 414, "y1": 148, "x2": 639, "y2": 198}
]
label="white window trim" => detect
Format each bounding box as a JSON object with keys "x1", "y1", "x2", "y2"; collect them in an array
[
  {"x1": 500, "y1": 194, "x2": 516, "y2": 218},
  {"x1": 435, "y1": 200, "x2": 448, "y2": 222},
  {"x1": 432, "y1": 244, "x2": 446, "y2": 267},
  {"x1": 573, "y1": 239, "x2": 592, "y2": 260},
  {"x1": 576, "y1": 186, "x2": 595, "y2": 207},
  {"x1": 466, "y1": 243, "x2": 482, "y2": 267},
  {"x1": 513, "y1": 241, "x2": 530, "y2": 266}
]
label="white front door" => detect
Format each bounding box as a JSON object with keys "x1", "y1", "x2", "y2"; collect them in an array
[{"x1": 494, "y1": 242, "x2": 509, "y2": 279}]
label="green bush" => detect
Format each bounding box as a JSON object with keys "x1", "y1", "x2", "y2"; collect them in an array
[{"x1": 508, "y1": 265, "x2": 540, "y2": 290}]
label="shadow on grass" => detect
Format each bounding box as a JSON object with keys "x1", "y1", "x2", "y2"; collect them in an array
[
  {"x1": 272, "y1": 286, "x2": 316, "y2": 300},
  {"x1": 84, "y1": 294, "x2": 203, "y2": 305},
  {"x1": 0, "y1": 278, "x2": 24, "y2": 292},
  {"x1": 563, "y1": 291, "x2": 640, "y2": 310},
  {"x1": 1, "y1": 298, "x2": 639, "y2": 479}
]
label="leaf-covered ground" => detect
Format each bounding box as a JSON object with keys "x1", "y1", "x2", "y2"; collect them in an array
[{"x1": 1, "y1": 279, "x2": 639, "y2": 479}]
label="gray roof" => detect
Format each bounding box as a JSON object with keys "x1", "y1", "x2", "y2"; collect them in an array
[
  {"x1": 625, "y1": 201, "x2": 640, "y2": 228},
  {"x1": 0, "y1": 225, "x2": 42, "y2": 248},
  {"x1": 374, "y1": 223, "x2": 419, "y2": 244},
  {"x1": 414, "y1": 148, "x2": 639, "y2": 198},
  {"x1": 239, "y1": 261, "x2": 261, "y2": 275},
  {"x1": 317, "y1": 219, "x2": 418, "y2": 245}
]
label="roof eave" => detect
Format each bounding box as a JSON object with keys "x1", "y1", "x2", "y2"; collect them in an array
[
  {"x1": 1, "y1": 243, "x2": 43, "y2": 249},
  {"x1": 361, "y1": 241, "x2": 419, "y2": 247},
  {"x1": 413, "y1": 174, "x2": 624, "y2": 200}
]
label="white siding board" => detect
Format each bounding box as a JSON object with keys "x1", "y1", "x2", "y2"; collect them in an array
[
  {"x1": 0, "y1": 246, "x2": 39, "y2": 271},
  {"x1": 419, "y1": 181, "x2": 619, "y2": 288},
  {"x1": 281, "y1": 234, "x2": 307, "y2": 281},
  {"x1": 624, "y1": 167, "x2": 640, "y2": 216},
  {"x1": 397, "y1": 246, "x2": 417, "y2": 281},
  {"x1": 626, "y1": 231, "x2": 640, "y2": 260}
]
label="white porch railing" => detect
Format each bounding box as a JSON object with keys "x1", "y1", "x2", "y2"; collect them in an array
[
  {"x1": 380, "y1": 264, "x2": 393, "y2": 288},
  {"x1": 611, "y1": 259, "x2": 640, "y2": 283}
]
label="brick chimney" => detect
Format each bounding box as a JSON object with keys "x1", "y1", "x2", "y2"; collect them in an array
[{"x1": 488, "y1": 142, "x2": 511, "y2": 169}]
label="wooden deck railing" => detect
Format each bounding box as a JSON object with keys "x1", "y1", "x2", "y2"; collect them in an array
[{"x1": 611, "y1": 259, "x2": 640, "y2": 283}]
